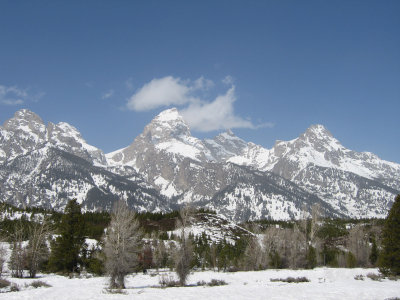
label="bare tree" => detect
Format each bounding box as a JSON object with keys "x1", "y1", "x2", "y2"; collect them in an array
[
  {"x1": 309, "y1": 204, "x2": 321, "y2": 243},
  {"x1": 298, "y1": 204, "x2": 321, "y2": 268},
  {"x1": 174, "y1": 205, "x2": 193, "y2": 286},
  {"x1": 242, "y1": 236, "x2": 267, "y2": 271},
  {"x1": 26, "y1": 216, "x2": 51, "y2": 278},
  {"x1": 103, "y1": 201, "x2": 142, "y2": 289},
  {"x1": 263, "y1": 226, "x2": 283, "y2": 268},
  {"x1": 0, "y1": 239, "x2": 7, "y2": 277},
  {"x1": 9, "y1": 224, "x2": 25, "y2": 278},
  {"x1": 153, "y1": 240, "x2": 168, "y2": 271},
  {"x1": 348, "y1": 224, "x2": 369, "y2": 267}
]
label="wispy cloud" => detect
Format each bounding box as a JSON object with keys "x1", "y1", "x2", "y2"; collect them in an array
[
  {"x1": 102, "y1": 89, "x2": 115, "y2": 99},
  {"x1": 126, "y1": 76, "x2": 270, "y2": 132},
  {"x1": 0, "y1": 85, "x2": 25, "y2": 105},
  {"x1": 125, "y1": 77, "x2": 134, "y2": 90},
  {"x1": 0, "y1": 85, "x2": 45, "y2": 106},
  {"x1": 1, "y1": 98, "x2": 24, "y2": 106}
]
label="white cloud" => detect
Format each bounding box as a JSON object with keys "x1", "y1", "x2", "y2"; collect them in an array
[
  {"x1": 180, "y1": 86, "x2": 255, "y2": 132},
  {"x1": 222, "y1": 75, "x2": 234, "y2": 86},
  {"x1": 102, "y1": 89, "x2": 114, "y2": 99},
  {"x1": 1, "y1": 98, "x2": 24, "y2": 105},
  {"x1": 0, "y1": 85, "x2": 45, "y2": 106},
  {"x1": 126, "y1": 76, "x2": 269, "y2": 132},
  {"x1": 0, "y1": 85, "x2": 26, "y2": 106},
  {"x1": 127, "y1": 76, "x2": 193, "y2": 111},
  {"x1": 193, "y1": 77, "x2": 214, "y2": 90}
]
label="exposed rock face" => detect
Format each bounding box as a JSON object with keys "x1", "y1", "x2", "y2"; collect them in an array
[
  {"x1": 106, "y1": 109, "x2": 400, "y2": 220},
  {"x1": 1, "y1": 108, "x2": 399, "y2": 222},
  {"x1": 0, "y1": 109, "x2": 165, "y2": 212},
  {"x1": 0, "y1": 109, "x2": 106, "y2": 165},
  {"x1": 227, "y1": 124, "x2": 400, "y2": 218}
]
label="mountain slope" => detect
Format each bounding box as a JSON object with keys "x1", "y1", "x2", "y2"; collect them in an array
[
  {"x1": 227, "y1": 125, "x2": 400, "y2": 218},
  {"x1": 0, "y1": 109, "x2": 166, "y2": 212},
  {"x1": 1, "y1": 108, "x2": 399, "y2": 221},
  {"x1": 107, "y1": 109, "x2": 400, "y2": 221}
]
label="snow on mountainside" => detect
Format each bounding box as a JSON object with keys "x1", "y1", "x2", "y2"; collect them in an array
[
  {"x1": 230, "y1": 124, "x2": 400, "y2": 188},
  {"x1": 106, "y1": 108, "x2": 212, "y2": 167},
  {"x1": 0, "y1": 109, "x2": 107, "y2": 165},
  {"x1": 224, "y1": 125, "x2": 400, "y2": 218},
  {"x1": 1, "y1": 108, "x2": 399, "y2": 221},
  {"x1": 106, "y1": 108, "x2": 400, "y2": 220},
  {"x1": 0, "y1": 109, "x2": 166, "y2": 212}
]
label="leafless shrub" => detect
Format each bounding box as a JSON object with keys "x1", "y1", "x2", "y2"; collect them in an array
[
  {"x1": 0, "y1": 278, "x2": 11, "y2": 288},
  {"x1": 208, "y1": 279, "x2": 227, "y2": 286},
  {"x1": 354, "y1": 274, "x2": 365, "y2": 280},
  {"x1": 197, "y1": 279, "x2": 227, "y2": 286},
  {"x1": 30, "y1": 280, "x2": 51, "y2": 288},
  {"x1": 10, "y1": 283, "x2": 20, "y2": 292},
  {"x1": 270, "y1": 276, "x2": 310, "y2": 283},
  {"x1": 103, "y1": 288, "x2": 127, "y2": 294},
  {"x1": 367, "y1": 272, "x2": 384, "y2": 281},
  {"x1": 159, "y1": 274, "x2": 179, "y2": 287}
]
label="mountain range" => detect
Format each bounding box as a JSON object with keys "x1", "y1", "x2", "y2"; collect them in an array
[{"x1": 0, "y1": 108, "x2": 399, "y2": 222}]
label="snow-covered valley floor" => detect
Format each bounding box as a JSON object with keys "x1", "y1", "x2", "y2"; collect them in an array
[{"x1": 1, "y1": 268, "x2": 399, "y2": 300}]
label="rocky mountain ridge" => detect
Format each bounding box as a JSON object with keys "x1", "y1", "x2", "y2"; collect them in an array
[{"x1": 1, "y1": 108, "x2": 399, "y2": 221}]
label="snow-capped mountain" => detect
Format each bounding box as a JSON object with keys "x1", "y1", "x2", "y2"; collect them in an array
[
  {"x1": 106, "y1": 108, "x2": 400, "y2": 220},
  {"x1": 0, "y1": 109, "x2": 106, "y2": 165},
  {"x1": 1, "y1": 108, "x2": 399, "y2": 221},
  {"x1": 0, "y1": 109, "x2": 166, "y2": 212},
  {"x1": 227, "y1": 124, "x2": 400, "y2": 218}
]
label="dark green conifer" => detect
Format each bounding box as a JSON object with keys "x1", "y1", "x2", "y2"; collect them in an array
[
  {"x1": 369, "y1": 235, "x2": 379, "y2": 266},
  {"x1": 48, "y1": 199, "x2": 85, "y2": 273},
  {"x1": 379, "y1": 194, "x2": 400, "y2": 275}
]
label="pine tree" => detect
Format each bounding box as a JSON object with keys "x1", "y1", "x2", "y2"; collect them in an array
[
  {"x1": 379, "y1": 194, "x2": 400, "y2": 275},
  {"x1": 48, "y1": 199, "x2": 85, "y2": 273},
  {"x1": 369, "y1": 235, "x2": 379, "y2": 266}
]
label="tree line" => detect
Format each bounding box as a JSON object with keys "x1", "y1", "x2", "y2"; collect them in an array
[{"x1": 0, "y1": 194, "x2": 399, "y2": 289}]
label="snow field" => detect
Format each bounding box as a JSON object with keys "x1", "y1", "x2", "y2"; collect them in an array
[{"x1": 1, "y1": 268, "x2": 399, "y2": 300}]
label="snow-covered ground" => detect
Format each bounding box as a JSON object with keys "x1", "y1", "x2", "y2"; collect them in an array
[{"x1": 1, "y1": 268, "x2": 399, "y2": 300}]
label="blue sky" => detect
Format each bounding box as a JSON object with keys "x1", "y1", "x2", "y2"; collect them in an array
[{"x1": 0, "y1": 0, "x2": 399, "y2": 162}]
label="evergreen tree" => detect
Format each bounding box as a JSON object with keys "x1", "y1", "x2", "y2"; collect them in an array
[
  {"x1": 306, "y1": 246, "x2": 317, "y2": 269},
  {"x1": 48, "y1": 199, "x2": 85, "y2": 273},
  {"x1": 379, "y1": 194, "x2": 400, "y2": 275},
  {"x1": 369, "y1": 235, "x2": 379, "y2": 266}
]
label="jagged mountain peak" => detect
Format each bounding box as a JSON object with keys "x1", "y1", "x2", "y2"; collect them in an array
[
  {"x1": 0, "y1": 109, "x2": 106, "y2": 165},
  {"x1": 301, "y1": 124, "x2": 335, "y2": 142},
  {"x1": 143, "y1": 107, "x2": 191, "y2": 141},
  {"x1": 153, "y1": 107, "x2": 182, "y2": 122},
  {"x1": 11, "y1": 108, "x2": 43, "y2": 122},
  {"x1": 3, "y1": 108, "x2": 45, "y2": 132},
  {"x1": 216, "y1": 129, "x2": 239, "y2": 140},
  {"x1": 296, "y1": 124, "x2": 342, "y2": 153},
  {"x1": 304, "y1": 124, "x2": 332, "y2": 136}
]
